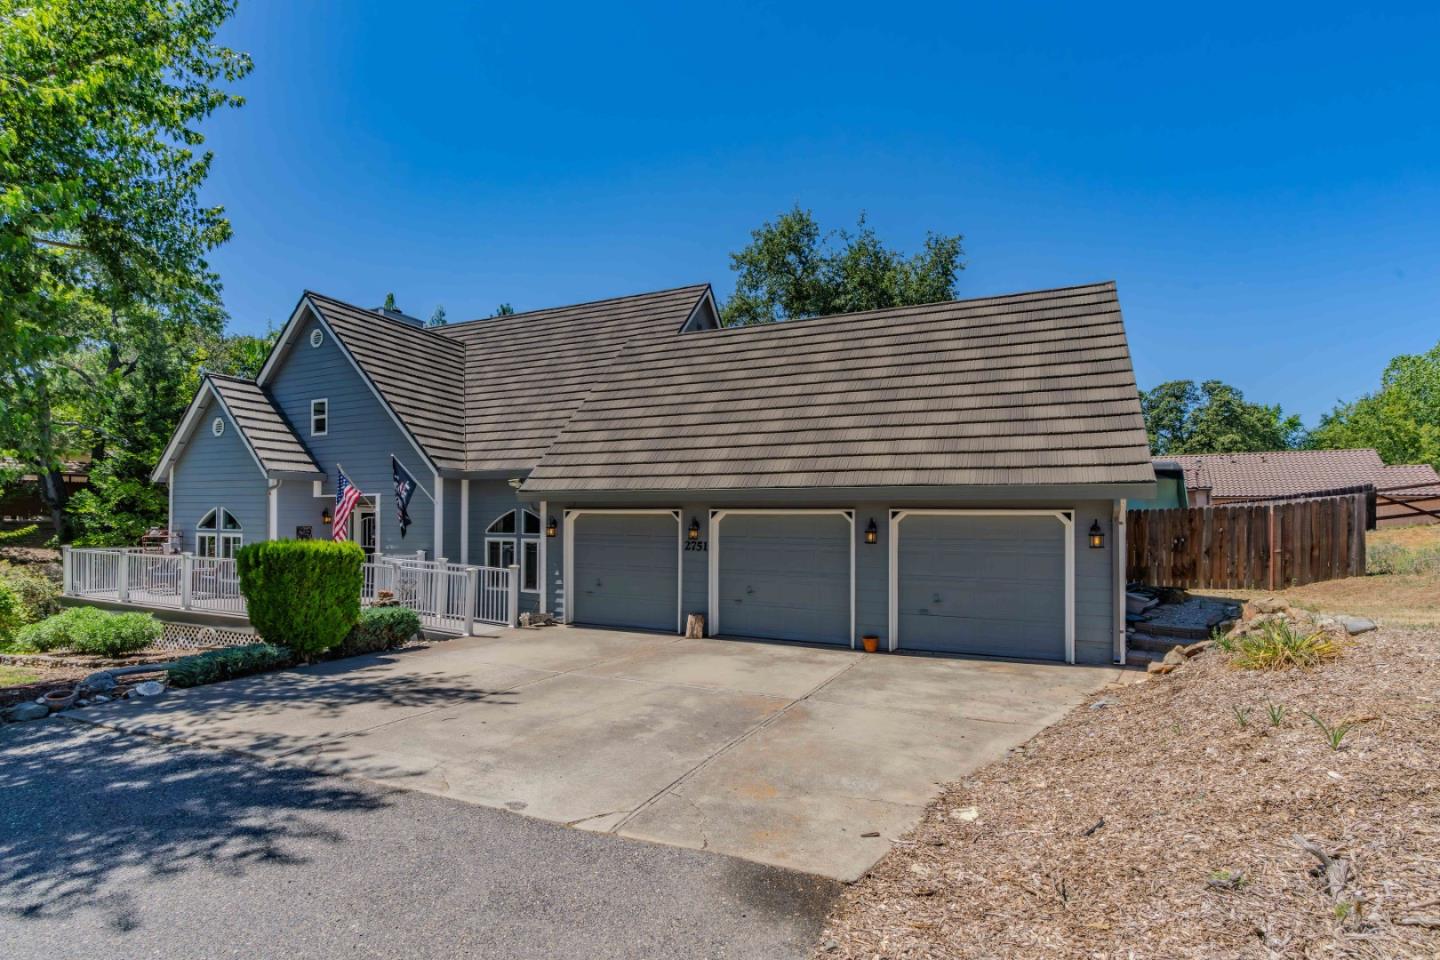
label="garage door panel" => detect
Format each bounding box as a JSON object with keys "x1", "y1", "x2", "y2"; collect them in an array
[
  {"x1": 572, "y1": 514, "x2": 677, "y2": 632},
  {"x1": 717, "y1": 514, "x2": 850, "y2": 645},
  {"x1": 898, "y1": 515, "x2": 1065, "y2": 660}
]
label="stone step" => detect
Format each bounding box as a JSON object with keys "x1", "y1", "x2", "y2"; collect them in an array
[{"x1": 1128, "y1": 632, "x2": 1188, "y2": 654}]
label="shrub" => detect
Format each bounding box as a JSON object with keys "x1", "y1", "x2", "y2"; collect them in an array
[
  {"x1": 0, "y1": 524, "x2": 39, "y2": 545},
  {"x1": 15, "y1": 606, "x2": 162, "y2": 656},
  {"x1": 0, "y1": 561, "x2": 61, "y2": 621},
  {"x1": 1367, "y1": 540, "x2": 1440, "y2": 576},
  {"x1": 168, "y1": 643, "x2": 294, "y2": 688},
  {"x1": 335, "y1": 606, "x2": 421, "y2": 658},
  {"x1": 236, "y1": 539, "x2": 364, "y2": 659},
  {"x1": 0, "y1": 580, "x2": 25, "y2": 645},
  {"x1": 1225, "y1": 620, "x2": 1344, "y2": 671}
]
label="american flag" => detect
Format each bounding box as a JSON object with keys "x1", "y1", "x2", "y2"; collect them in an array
[{"x1": 333, "y1": 469, "x2": 363, "y2": 542}]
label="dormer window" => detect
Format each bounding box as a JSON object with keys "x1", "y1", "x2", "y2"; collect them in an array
[{"x1": 311, "y1": 398, "x2": 328, "y2": 437}]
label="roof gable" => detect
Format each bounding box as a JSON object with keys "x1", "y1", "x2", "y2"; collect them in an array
[{"x1": 152, "y1": 374, "x2": 321, "y2": 482}]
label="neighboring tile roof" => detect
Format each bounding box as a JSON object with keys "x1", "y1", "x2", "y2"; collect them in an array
[
  {"x1": 207, "y1": 374, "x2": 323, "y2": 475},
  {"x1": 432, "y1": 285, "x2": 712, "y2": 472},
  {"x1": 1166, "y1": 449, "x2": 1440, "y2": 500},
  {"x1": 1377, "y1": 464, "x2": 1440, "y2": 498},
  {"x1": 524, "y1": 281, "x2": 1155, "y2": 492},
  {"x1": 305, "y1": 292, "x2": 470, "y2": 471}
]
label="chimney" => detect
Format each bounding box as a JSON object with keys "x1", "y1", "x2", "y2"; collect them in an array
[{"x1": 373, "y1": 303, "x2": 425, "y2": 328}]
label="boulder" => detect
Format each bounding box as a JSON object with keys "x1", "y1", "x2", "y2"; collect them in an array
[
  {"x1": 132, "y1": 680, "x2": 166, "y2": 698},
  {"x1": 4, "y1": 702, "x2": 50, "y2": 723},
  {"x1": 81, "y1": 671, "x2": 118, "y2": 695},
  {"x1": 1183, "y1": 640, "x2": 1214, "y2": 657},
  {"x1": 1162, "y1": 645, "x2": 1188, "y2": 666},
  {"x1": 1254, "y1": 597, "x2": 1289, "y2": 614},
  {"x1": 1338, "y1": 616, "x2": 1377, "y2": 636},
  {"x1": 1147, "y1": 661, "x2": 1176, "y2": 675}
]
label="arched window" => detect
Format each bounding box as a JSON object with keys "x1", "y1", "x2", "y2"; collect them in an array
[
  {"x1": 485, "y1": 509, "x2": 541, "y2": 593},
  {"x1": 197, "y1": 508, "x2": 243, "y2": 558}
]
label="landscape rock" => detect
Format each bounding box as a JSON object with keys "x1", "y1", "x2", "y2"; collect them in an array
[
  {"x1": 1162, "y1": 645, "x2": 1188, "y2": 666},
  {"x1": 4, "y1": 702, "x2": 50, "y2": 722},
  {"x1": 81, "y1": 671, "x2": 118, "y2": 694},
  {"x1": 132, "y1": 680, "x2": 166, "y2": 698},
  {"x1": 1089, "y1": 698, "x2": 1116, "y2": 710},
  {"x1": 1338, "y1": 616, "x2": 1377, "y2": 636},
  {"x1": 1147, "y1": 661, "x2": 1177, "y2": 675},
  {"x1": 1183, "y1": 640, "x2": 1214, "y2": 658},
  {"x1": 950, "y1": 806, "x2": 979, "y2": 822},
  {"x1": 1253, "y1": 597, "x2": 1289, "y2": 614}
]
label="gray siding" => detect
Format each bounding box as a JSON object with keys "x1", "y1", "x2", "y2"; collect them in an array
[
  {"x1": 265, "y1": 313, "x2": 437, "y2": 557},
  {"x1": 169, "y1": 396, "x2": 268, "y2": 552},
  {"x1": 274, "y1": 478, "x2": 326, "y2": 542},
  {"x1": 466, "y1": 479, "x2": 540, "y2": 614}
]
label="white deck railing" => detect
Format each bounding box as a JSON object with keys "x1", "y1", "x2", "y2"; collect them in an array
[{"x1": 65, "y1": 546, "x2": 519, "y2": 635}]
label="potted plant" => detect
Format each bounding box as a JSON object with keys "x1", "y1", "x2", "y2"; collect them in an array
[{"x1": 861, "y1": 634, "x2": 880, "y2": 653}]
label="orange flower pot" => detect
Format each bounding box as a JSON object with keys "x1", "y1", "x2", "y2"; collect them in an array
[{"x1": 861, "y1": 635, "x2": 879, "y2": 653}]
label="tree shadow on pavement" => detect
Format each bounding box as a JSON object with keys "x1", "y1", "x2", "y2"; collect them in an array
[{"x1": 0, "y1": 719, "x2": 392, "y2": 931}]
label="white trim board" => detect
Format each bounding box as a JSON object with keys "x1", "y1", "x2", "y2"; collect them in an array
[
  {"x1": 887, "y1": 508, "x2": 1076, "y2": 664},
  {"x1": 562, "y1": 509, "x2": 683, "y2": 634},
  {"x1": 707, "y1": 509, "x2": 856, "y2": 648}
]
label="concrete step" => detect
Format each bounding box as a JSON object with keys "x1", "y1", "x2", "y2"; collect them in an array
[{"x1": 1128, "y1": 632, "x2": 1187, "y2": 654}]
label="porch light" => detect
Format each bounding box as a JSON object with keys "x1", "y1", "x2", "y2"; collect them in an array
[
  {"x1": 688, "y1": 518, "x2": 701, "y2": 541},
  {"x1": 546, "y1": 515, "x2": 558, "y2": 538},
  {"x1": 322, "y1": 507, "x2": 333, "y2": 526},
  {"x1": 1088, "y1": 520, "x2": 1104, "y2": 549},
  {"x1": 865, "y1": 518, "x2": 878, "y2": 544}
]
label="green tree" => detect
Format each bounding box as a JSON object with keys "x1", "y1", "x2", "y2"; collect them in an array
[
  {"x1": 720, "y1": 206, "x2": 964, "y2": 326},
  {"x1": 490, "y1": 303, "x2": 515, "y2": 317},
  {"x1": 1309, "y1": 341, "x2": 1440, "y2": 468},
  {"x1": 204, "y1": 327, "x2": 279, "y2": 380},
  {"x1": 1141, "y1": 379, "x2": 1304, "y2": 456},
  {"x1": 0, "y1": 0, "x2": 249, "y2": 536},
  {"x1": 428, "y1": 305, "x2": 447, "y2": 327},
  {"x1": 382, "y1": 292, "x2": 397, "y2": 310}
]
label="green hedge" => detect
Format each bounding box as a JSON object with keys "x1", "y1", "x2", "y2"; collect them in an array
[
  {"x1": 168, "y1": 643, "x2": 294, "y2": 688},
  {"x1": 236, "y1": 539, "x2": 364, "y2": 659},
  {"x1": 334, "y1": 606, "x2": 421, "y2": 658},
  {"x1": 0, "y1": 562, "x2": 61, "y2": 621},
  {"x1": 0, "y1": 580, "x2": 24, "y2": 645},
  {"x1": 16, "y1": 606, "x2": 162, "y2": 656}
]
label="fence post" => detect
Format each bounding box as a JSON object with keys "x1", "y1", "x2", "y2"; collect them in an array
[
  {"x1": 116, "y1": 551, "x2": 130, "y2": 604},
  {"x1": 1267, "y1": 505, "x2": 1278, "y2": 591},
  {"x1": 463, "y1": 567, "x2": 478, "y2": 635},
  {"x1": 181, "y1": 553, "x2": 194, "y2": 609},
  {"x1": 61, "y1": 545, "x2": 73, "y2": 595},
  {"x1": 435, "y1": 557, "x2": 449, "y2": 623},
  {"x1": 506, "y1": 563, "x2": 520, "y2": 628}
]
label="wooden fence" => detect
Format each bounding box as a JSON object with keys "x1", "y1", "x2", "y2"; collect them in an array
[{"x1": 1127, "y1": 492, "x2": 1367, "y2": 590}]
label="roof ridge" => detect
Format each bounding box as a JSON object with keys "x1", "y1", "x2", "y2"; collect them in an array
[
  {"x1": 303, "y1": 290, "x2": 462, "y2": 345},
  {"x1": 205, "y1": 372, "x2": 259, "y2": 385},
  {"x1": 688, "y1": 280, "x2": 1118, "y2": 337},
  {"x1": 434, "y1": 282, "x2": 710, "y2": 332}
]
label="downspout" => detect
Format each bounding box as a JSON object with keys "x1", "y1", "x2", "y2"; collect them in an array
[
  {"x1": 1113, "y1": 498, "x2": 1127, "y2": 664},
  {"x1": 268, "y1": 478, "x2": 281, "y2": 541}
]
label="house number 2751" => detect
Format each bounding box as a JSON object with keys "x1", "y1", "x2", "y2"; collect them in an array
[{"x1": 684, "y1": 540, "x2": 709, "y2": 552}]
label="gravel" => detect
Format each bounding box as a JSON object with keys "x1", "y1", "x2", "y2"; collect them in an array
[
  {"x1": 815, "y1": 627, "x2": 1440, "y2": 958},
  {"x1": 0, "y1": 720, "x2": 837, "y2": 959}
]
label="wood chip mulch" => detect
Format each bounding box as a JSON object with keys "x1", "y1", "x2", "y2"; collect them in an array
[{"x1": 816, "y1": 628, "x2": 1440, "y2": 959}]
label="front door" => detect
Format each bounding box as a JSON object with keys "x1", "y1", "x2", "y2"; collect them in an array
[{"x1": 354, "y1": 506, "x2": 377, "y2": 560}]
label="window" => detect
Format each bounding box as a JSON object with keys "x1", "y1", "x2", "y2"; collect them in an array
[
  {"x1": 311, "y1": 398, "x2": 328, "y2": 436},
  {"x1": 485, "y1": 509, "x2": 541, "y2": 592},
  {"x1": 196, "y1": 508, "x2": 243, "y2": 558}
]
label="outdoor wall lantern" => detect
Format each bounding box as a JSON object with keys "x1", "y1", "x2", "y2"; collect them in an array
[
  {"x1": 688, "y1": 517, "x2": 701, "y2": 541},
  {"x1": 322, "y1": 507, "x2": 333, "y2": 526},
  {"x1": 1089, "y1": 520, "x2": 1104, "y2": 549},
  {"x1": 865, "y1": 518, "x2": 878, "y2": 544},
  {"x1": 546, "y1": 515, "x2": 558, "y2": 538}
]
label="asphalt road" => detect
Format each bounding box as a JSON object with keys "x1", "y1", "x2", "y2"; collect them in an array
[{"x1": 0, "y1": 719, "x2": 838, "y2": 959}]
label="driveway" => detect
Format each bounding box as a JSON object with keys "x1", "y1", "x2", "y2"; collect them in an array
[
  {"x1": 0, "y1": 721, "x2": 834, "y2": 959},
  {"x1": 67, "y1": 628, "x2": 1124, "y2": 880}
]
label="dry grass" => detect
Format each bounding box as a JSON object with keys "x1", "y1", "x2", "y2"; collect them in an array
[
  {"x1": 1225, "y1": 526, "x2": 1440, "y2": 628},
  {"x1": 816, "y1": 628, "x2": 1440, "y2": 959},
  {"x1": 1219, "y1": 620, "x2": 1346, "y2": 671}
]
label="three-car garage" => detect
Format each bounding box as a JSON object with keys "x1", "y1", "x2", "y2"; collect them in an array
[{"x1": 561, "y1": 507, "x2": 1077, "y2": 664}]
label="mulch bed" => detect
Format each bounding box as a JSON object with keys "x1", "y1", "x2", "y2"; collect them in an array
[{"x1": 817, "y1": 627, "x2": 1440, "y2": 959}]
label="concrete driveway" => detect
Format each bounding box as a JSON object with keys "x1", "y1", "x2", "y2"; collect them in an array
[{"x1": 68, "y1": 628, "x2": 1123, "y2": 880}]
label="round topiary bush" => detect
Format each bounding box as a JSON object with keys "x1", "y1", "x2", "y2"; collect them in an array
[{"x1": 236, "y1": 539, "x2": 364, "y2": 659}]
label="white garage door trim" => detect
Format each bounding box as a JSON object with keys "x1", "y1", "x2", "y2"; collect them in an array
[
  {"x1": 563, "y1": 508, "x2": 684, "y2": 634},
  {"x1": 888, "y1": 509, "x2": 1075, "y2": 664},
  {"x1": 708, "y1": 509, "x2": 856, "y2": 648}
]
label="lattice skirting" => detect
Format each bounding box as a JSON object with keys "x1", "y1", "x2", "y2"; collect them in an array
[{"x1": 154, "y1": 621, "x2": 259, "y2": 652}]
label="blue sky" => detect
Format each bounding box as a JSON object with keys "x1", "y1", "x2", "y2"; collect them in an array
[{"x1": 200, "y1": 1, "x2": 1440, "y2": 424}]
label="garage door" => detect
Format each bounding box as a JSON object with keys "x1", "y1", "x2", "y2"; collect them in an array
[
  {"x1": 571, "y1": 513, "x2": 678, "y2": 632},
  {"x1": 716, "y1": 513, "x2": 851, "y2": 645},
  {"x1": 896, "y1": 515, "x2": 1065, "y2": 660}
]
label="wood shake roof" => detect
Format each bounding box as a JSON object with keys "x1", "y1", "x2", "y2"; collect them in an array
[
  {"x1": 207, "y1": 374, "x2": 322, "y2": 476},
  {"x1": 524, "y1": 281, "x2": 1155, "y2": 493},
  {"x1": 305, "y1": 292, "x2": 470, "y2": 471},
  {"x1": 432, "y1": 285, "x2": 711, "y2": 472}
]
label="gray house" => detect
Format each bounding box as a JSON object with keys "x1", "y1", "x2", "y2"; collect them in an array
[{"x1": 148, "y1": 281, "x2": 1155, "y2": 664}]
